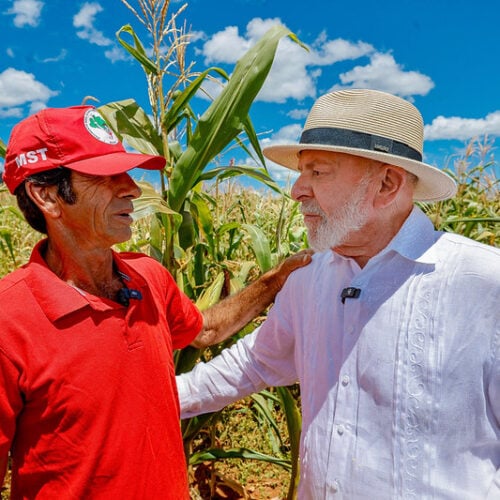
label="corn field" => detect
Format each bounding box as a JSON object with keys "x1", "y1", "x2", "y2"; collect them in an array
[
  {"x1": 0, "y1": 0, "x2": 499, "y2": 498},
  {"x1": 0, "y1": 148, "x2": 498, "y2": 499}
]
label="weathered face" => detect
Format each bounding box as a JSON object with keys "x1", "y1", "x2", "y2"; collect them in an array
[
  {"x1": 291, "y1": 150, "x2": 375, "y2": 251},
  {"x1": 59, "y1": 171, "x2": 142, "y2": 248}
]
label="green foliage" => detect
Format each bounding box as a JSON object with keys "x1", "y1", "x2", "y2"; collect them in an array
[
  {"x1": 0, "y1": 157, "x2": 498, "y2": 497},
  {"x1": 419, "y1": 143, "x2": 499, "y2": 244},
  {"x1": 165, "y1": 25, "x2": 305, "y2": 214},
  {"x1": 0, "y1": 1, "x2": 497, "y2": 496},
  {"x1": 101, "y1": 4, "x2": 309, "y2": 495},
  {"x1": 0, "y1": 187, "x2": 41, "y2": 270}
]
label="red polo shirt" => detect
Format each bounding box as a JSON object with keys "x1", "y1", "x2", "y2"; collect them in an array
[{"x1": 0, "y1": 240, "x2": 203, "y2": 499}]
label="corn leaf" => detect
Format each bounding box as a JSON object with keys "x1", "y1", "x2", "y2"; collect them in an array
[
  {"x1": 189, "y1": 447, "x2": 291, "y2": 470},
  {"x1": 195, "y1": 272, "x2": 224, "y2": 310},
  {"x1": 133, "y1": 181, "x2": 181, "y2": 224},
  {"x1": 276, "y1": 386, "x2": 302, "y2": 499},
  {"x1": 241, "y1": 223, "x2": 272, "y2": 273},
  {"x1": 116, "y1": 24, "x2": 158, "y2": 75},
  {"x1": 98, "y1": 99, "x2": 164, "y2": 156},
  {"x1": 167, "y1": 25, "x2": 301, "y2": 212},
  {"x1": 162, "y1": 67, "x2": 229, "y2": 134},
  {"x1": 198, "y1": 165, "x2": 283, "y2": 195}
]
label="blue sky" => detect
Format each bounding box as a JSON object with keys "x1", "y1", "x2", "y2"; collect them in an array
[{"x1": 1, "y1": 0, "x2": 499, "y2": 186}]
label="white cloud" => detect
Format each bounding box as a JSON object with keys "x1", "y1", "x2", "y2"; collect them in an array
[
  {"x1": 199, "y1": 18, "x2": 315, "y2": 103},
  {"x1": 310, "y1": 34, "x2": 374, "y2": 65},
  {"x1": 424, "y1": 111, "x2": 500, "y2": 141},
  {"x1": 0, "y1": 68, "x2": 58, "y2": 108},
  {"x1": 7, "y1": 0, "x2": 43, "y2": 28},
  {"x1": 202, "y1": 26, "x2": 252, "y2": 64},
  {"x1": 287, "y1": 108, "x2": 309, "y2": 120},
  {"x1": 198, "y1": 18, "x2": 434, "y2": 105},
  {"x1": 259, "y1": 123, "x2": 302, "y2": 181},
  {"x1": 29, "y1": 100, "x2": 48, "y2": 114},
  {"x1": 200, "y1": 18, "x2": 285, "y2": 65},
  {"x1": 104, "y1": 46, "x2": 128, "y2": 63},
  {"x1": 331, "y1": 52, "x2": 434, "y2": 98},
  {"x1": 40, "y1": 49, "x2": 68, "y2": 63},
  {"x1": 257, "y1": 34, "x2": 316, "y2": 103},
  {"x1": 0, "y1": 107, "x2": 23, "y2": 119},
  {"x1": 73, "y1": 2, "x2": 112, "y2": 46},
  {"x1": 261, "y1": 123, "x2": 303, "y2": 147},
  {"x1": 188, "y1": 30, "x2": 206, "y2": 43}
]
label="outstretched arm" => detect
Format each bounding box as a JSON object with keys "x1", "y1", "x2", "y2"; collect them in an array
[
  {"x1": 192, "y1": 250, "x2": 312, "y2": 348},
  {"x1": 178, "y1": 318, "x2": 298, "y2": 418}
]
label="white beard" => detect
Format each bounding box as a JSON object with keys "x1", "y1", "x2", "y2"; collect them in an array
[{"x1": 302, "y1": 176, "x2": 372, "y2": 252}]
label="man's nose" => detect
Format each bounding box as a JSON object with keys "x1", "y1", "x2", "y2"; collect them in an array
[
  {"x1": 117, "y1": 172, "x2": 142, "y2": 199},
  {"x1": 291, "y1": 173, "x2": 310, "y2": 202}
]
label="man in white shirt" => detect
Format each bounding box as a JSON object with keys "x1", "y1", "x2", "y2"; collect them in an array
[{"x1": 177, "y1": 89, "x2": 500, "y2": 499}]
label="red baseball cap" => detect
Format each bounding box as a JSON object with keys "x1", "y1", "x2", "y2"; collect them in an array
[{"x1": 3, "y1": 105, "x2": 166, "y2": 194}]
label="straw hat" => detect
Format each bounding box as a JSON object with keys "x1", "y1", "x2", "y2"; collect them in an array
[{"x1": 263, "y1": 89, "x2": 457, "y2": 202}]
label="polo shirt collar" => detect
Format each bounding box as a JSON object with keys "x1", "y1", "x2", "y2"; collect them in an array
[{"x1": 26, "y1": 240, "x2": 147, "y2": 322}]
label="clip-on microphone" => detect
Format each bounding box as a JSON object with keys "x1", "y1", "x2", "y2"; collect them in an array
[
  {"x1": 341, "y1": 287, "x2": 361, "y2": 304},
  {"x1": 117, "y1": 287, "x2": 143, "y2": 307}
]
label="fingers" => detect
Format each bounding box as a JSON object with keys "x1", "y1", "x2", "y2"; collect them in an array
[
  {"x1": 281, "y1": 248, "x2": 314, "y2": 272},
  {"x1": 266, "y1": 249, "x2": 314, "y2": 293}
]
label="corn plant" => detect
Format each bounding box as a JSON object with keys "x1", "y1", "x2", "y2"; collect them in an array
[
  {"x1": 96, "y1": 2, "x2": 308, "y2": 498},
  {"x1": 419, "y1": 138, "x2": 500, "y2": 244},
  {"x1": 1, "y1": 1, "x2": 497, "y2": 496},
  {"x1": 0, "y1": 153, "x2": 498, "y2": 498}
]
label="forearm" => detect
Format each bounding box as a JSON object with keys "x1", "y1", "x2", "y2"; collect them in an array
[
  {"x1": 195, "y1": 270, "x2": 280, "y2": 348},
  {"x1": 193, "y1": 250, "x2": 312, "y2": 348},
  {"x1": 177, "y1": 330, "x2": 267, "y2": 418},
  {"x1": 179, "y1": 301, "x2": 298, "y2": 418}
]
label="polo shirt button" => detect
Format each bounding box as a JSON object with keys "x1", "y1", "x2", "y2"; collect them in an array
[
  {"x1": 347, "y1": 325, "x2": 355, "y2": 334},
  {"x1": 341, "y1": 375, "x2": 350, "y2": 386},
  {"x1": 337, "y1": 424, "x2": 345, "y2": 435},
  {"x1": 331, "y1": 479, "x2": 340, "y2": 493}
]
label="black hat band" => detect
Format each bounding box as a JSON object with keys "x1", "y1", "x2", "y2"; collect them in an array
[{"x1": 300, "y1": 127, "x2": 422, "y2": 162}]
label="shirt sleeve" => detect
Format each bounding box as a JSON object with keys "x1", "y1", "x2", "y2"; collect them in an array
[
  {"x1": 177, "y1": 284, "x2": 299, "y2": 418},
  {"x1": 163, "y1": 271, "x2": 203, "y2": 350},
  {"x1": 0, "y1": 350, "x2": 23, "y2": 480},
  {"x1": 487, "y1": 332, "x2": 500, "y2": 499}
]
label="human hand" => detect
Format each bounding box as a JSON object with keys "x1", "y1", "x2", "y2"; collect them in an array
[{"x1": 268, "y1": 249, "x2": 314, "y2": 292}]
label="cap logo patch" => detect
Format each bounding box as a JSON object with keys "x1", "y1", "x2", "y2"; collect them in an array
[{"x1": 84, "y1": 108, "x2": 119, "y2": 145}]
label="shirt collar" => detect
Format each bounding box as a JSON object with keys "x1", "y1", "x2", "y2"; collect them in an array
[
  {"x1": 378, "y1": 205, "x2": 439, "y2": 264},
  {"x1": 26, "y1": 240, "x2": 147, "y2": 322}
]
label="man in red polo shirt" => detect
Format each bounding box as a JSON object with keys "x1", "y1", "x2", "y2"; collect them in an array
[{"x1": 0, "y1": 106, "x2": 311, "y2": 499}]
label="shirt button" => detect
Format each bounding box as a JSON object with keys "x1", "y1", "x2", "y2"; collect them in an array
[
  {"x1": 347, "y1": 325, "x2": 355, "y2": 334},
  {"x1": 337, "y1": 424, "x2": 345, "y2": 435},
  {"x1": 331, "y1": 480, "x2": 340, "y2": 493},
  {"x1": 341, "y1": 375, "x2": 350, "y2": 386}
]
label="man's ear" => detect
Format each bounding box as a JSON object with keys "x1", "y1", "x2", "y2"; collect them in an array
[
  {"x1": 373, "y1": 164, "x2": 408, "y2": 208},
  {"x1": 24, "y1": 182, "x2": 62, "y2": 218}
]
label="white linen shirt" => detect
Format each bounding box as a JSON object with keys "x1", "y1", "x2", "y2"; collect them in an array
[{"x1": 178, "y1": 206, "x2": 500, "y2": 499}]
